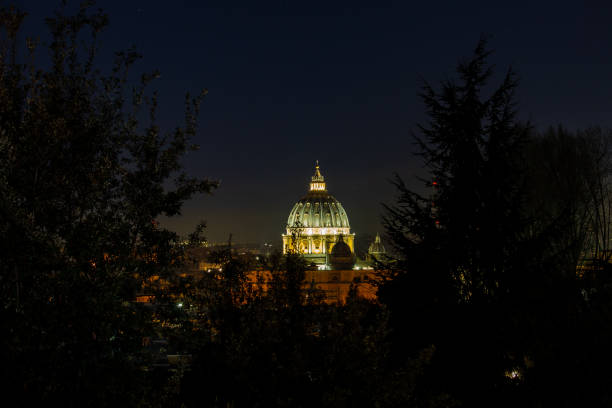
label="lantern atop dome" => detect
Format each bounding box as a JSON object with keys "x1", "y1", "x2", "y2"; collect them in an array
[{"x1": 310, "y1": 161, "x2": 326, "y2": 191}]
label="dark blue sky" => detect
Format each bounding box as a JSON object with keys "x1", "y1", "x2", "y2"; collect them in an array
[{"x1": 14, "y1": 0, "x2": 612, "y2": 245}]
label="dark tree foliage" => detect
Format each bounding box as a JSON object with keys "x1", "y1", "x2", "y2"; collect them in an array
[
  {"x1": 150, "y1": 229, "x2": 448, "y2": 407},
  {"x1": 380, "y1": 38, "x2": 534, "y2": 406},
  {"x1": 0, "y1": 4, "x2": 216, "y2": 406},
  {"x1": 525, "y1": 126, "x2": 612, "y2": 272},
  {"x1": 520, "y1": 126, "x2": 612, "y2": 407},
  {"x1": 382, "y1": 38, "x2": 612, "y2": 407},
  {"x1": 172, "y1": 249, "x2": 446, "y2": 408}
]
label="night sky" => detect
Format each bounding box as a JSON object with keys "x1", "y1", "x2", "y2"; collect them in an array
[{"x1": 15, "y1": 0, "x2": 612, "y2": 246}]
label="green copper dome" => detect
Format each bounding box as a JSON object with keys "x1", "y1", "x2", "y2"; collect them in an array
[{"x1": 286, "y1": 163, "x2": 350, "y2": 230}]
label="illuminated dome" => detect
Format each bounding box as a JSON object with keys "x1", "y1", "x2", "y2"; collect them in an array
[
  {"x1": 286, "y1": 162, "x2": 350, "y2": 234},
  {"x1": 287, "y1": 194, "x2": 350, "y2": 230},
  {"x1": 366, "y1": 233, "x2": 386, "y2": 266},
  {"x1": 287, "y1": 164, "x2": 350, "y2": 231},
  {"x1": 368, "y1": 233, "x2": 386, "y2": 255},
  {"x1": 282, "y1": 162, "x2": 355, "y2": 266}
]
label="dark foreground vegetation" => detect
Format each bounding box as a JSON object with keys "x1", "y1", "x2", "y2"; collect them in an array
[{"x1": 2, "y1": 4, "x2": 612, "y2": 407}]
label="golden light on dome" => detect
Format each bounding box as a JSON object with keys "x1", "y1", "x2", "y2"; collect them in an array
[
  {"x1": 310, "y1": 182, "x2": 325, "y2": 191},
  {"x1": 282, "y1": 162, "x2": 355, "y2": 268},
  {"x1": 310, "y1": 161, "x2": 327, "y2": 191}
]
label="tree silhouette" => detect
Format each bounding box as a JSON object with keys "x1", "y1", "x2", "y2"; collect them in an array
[
  {"x1": 0, "y1": 4, "x2": 216, "y2": 405},
  {"x1": 381, "y1": 37, "x2": 534, "y2": 406}
]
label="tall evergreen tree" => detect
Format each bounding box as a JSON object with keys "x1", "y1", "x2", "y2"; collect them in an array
[{"x1": 380, "y1": 38, "x2": 531, "y2": 405}]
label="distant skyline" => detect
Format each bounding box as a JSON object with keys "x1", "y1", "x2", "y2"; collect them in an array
[{"x1": 16, "y1": 0, "x2": 612, "y2": 244}]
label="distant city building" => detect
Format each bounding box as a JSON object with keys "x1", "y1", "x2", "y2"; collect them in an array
[{"x1": 282, "y1": 162, "x2": 355, "y2": 269}]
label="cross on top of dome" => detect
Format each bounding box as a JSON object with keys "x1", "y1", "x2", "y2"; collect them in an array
[{"x1": 310, "y1": 161, "x2": 326, "y2": 191}]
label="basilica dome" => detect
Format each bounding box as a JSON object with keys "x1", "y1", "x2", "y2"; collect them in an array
[
  {"x1": 331, "y1": 235, "x2": 352, "y2": 257},
  {"x1": 287, "y1": 191, "x2": 350, "y2": 230},
  {"x1": 329, "y1": 235, "x2": 355, "y2": 270},
  {"x1": 281, "y1": 162, "x2": 355, "y2": 265},
  {"x1": 285, "y1": 163, "x2": 350, "y2": 234}
]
